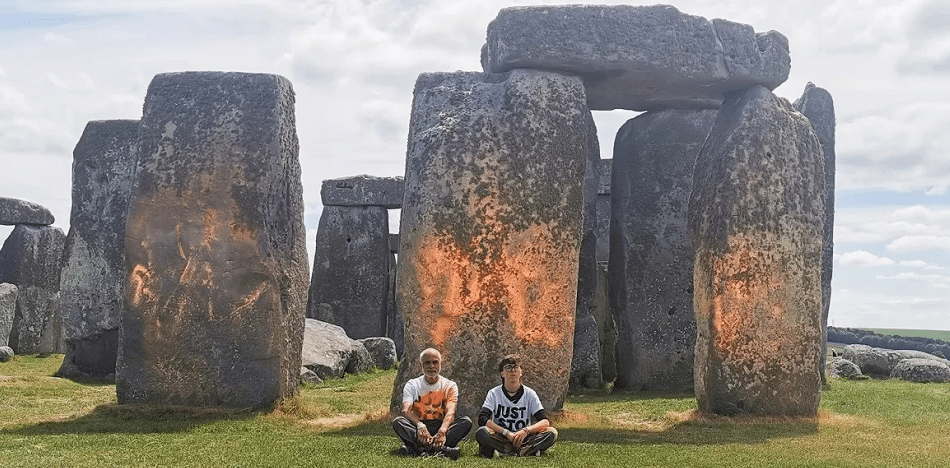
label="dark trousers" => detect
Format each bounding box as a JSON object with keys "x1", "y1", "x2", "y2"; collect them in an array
[
  {"x1": 475, "y1": 425, "x2": 557, "y2": 456},
  {"x1": 392, "y1": 416, "x2": 472, "y2": 453}
]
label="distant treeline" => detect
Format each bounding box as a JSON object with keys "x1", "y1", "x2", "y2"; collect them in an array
[{"x1": 828, "y1": 326, "x2": 949, "y2": 359}]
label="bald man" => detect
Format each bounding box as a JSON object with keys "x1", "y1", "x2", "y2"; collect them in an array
[{"x1": 392, "y1": 348, "x2": 472, "y2": 459}]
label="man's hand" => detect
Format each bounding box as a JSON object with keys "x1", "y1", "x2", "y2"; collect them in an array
[
  {"x1": 510, "y1": 429, "x2": 528, "y2": 447},
  {"x1": 432, "y1": 428, "x2": 447, "y2": 448},
  {"x1": 416, "y1": 424, "x2": 433, "y2": 444}
]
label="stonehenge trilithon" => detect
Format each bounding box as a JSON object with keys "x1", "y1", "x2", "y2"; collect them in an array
[
  {"x1": 393, "y1": 69, "x2": 591, "y2": 417},
  {"x1": 0, "y1": 224, "x2": 66, "y2": 354},
  {"x1": 483, "y1": 5, "x2": 790, "y2": 111},
  {"x1": 610, "y1": 109, "x2": 717, "y2": 391},
  {"x1": 689, "y1": 86, "x2": 825, "y2": 416},
  {"x1": 58, "y1": 119, "x2": 138, "y2": 379},
  {"x1": 118, "y1": 72, "x2": 307, "y2": 409}
]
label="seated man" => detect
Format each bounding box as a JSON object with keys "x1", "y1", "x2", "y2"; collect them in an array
[
  {"x1": 392, "y1": 348, "x2": 472, "y2": 459},
  {"x1": 475, "y1": 354, "x2": 558, "y2": 457}
]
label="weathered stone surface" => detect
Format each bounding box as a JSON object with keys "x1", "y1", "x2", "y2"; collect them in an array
[
  {"x1": 842, "y1": 344, "x2": 950, "y2": 377},
  {"x1": 570, "y1": 111, "x2": 602, "y2": 391},
  {"x1": 592, "y1": 262, "x2": 618, "y2": 384},
  {"x1": 300, "y1": 367, "x2": 323, "y2": 385},
  {"x1": 482, "y1": 5, "x2": 790, "y2": 111},
  {"x1": 793, "y1": 83, "x2": 836, "y2": 382},
  {"x1": 0, "y1": 197, "x2": 55, "y2": 226},
  {"x1": 689, "y1": 86, "x2": 825, "y2": 416},
  {"x1": 890, "y1": 358, "x2": 950, "y2": 383},
  {"x1": 392, "y1": 69, "x2": 591, "y2": 417},
  {"x1": 306, "y1": 205, "x2": 390, "y2": 339},
  {"x1": 0, "y1": 283, "x2": 16, "y2": 347},
  {"x1": 321, "y1": 175, "x2": 405, "y2": 208},
  {"x1": 0, "y1": 345, "x2": 13, "y2": 362},
  {"x1": 569, "y1": 314, "x2": 601, "y2": 390},
  {"x1": 58, "y1": 120, "x2": 138, "y2": 379},
  {"x1": 117, "y1": 72, "x2": 307, "y2": 409},
  {"x1": 358, "y1": 336, "x2": 398, "y2": 369},
  {"x1": 595, "y1": 159, "x2": 611, "y2": 262},
  {"x1": 301, "y1": 319, "x2": 372, "y2": 379},
  {"x1": 611, "y1": 109, "x2": 717, "y2": 391},
  {"x1": 824, "y1": 357, "x2": 863, "y2": 380},
  {"x1": 0, "y1": 224, "x2": 66, "y2": 354}
]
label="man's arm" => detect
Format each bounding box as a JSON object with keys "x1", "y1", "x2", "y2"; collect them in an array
[
  {"x1": 401, "y1": 401, "x2": 432, "y2": 444},
  {"x1": 432, "y1": 398, "x2": 457, "y2": 447}
]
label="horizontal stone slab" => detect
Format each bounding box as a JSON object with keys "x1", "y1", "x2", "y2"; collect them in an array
[
  {"x1": 0, "y1": 197, "x2": 55, "y2": 226},
  {"x1": 482, "y1": 4, "x2": 789, "y2": 111},
  {"x1": 321, "y1": 175, "x2": 404, "y2": 208}
]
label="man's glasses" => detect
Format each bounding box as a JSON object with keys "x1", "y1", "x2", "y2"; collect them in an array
[{"x1": 503, "y1": 364, "x2": 520, "y2": 371}]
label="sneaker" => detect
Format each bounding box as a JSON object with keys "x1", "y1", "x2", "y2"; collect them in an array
[
  {"x1": 444, "y1": 447, "x2": 461, "y2": 460},
  {"x1": 397, "y1": 445, "x2": 419, "y2": 457}
]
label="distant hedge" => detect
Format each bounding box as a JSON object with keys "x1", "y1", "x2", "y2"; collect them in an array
[{"x1": 827, "y1": 326, "x2": 949, "y2": 359}]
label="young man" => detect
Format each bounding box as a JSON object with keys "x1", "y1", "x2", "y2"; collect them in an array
[
  {"x1": 392, "y1": 348, "x2": 472, "y2": 459},
  {"x1": 475, "y1": 354, "x2": 558, "y2": 457}
]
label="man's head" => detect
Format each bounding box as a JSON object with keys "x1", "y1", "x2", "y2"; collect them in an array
[
  {"x1": 498, "y1": 354, "x2": 523, "y2": 387},
  {"x1": 419, "y1": 348, "x2": 442, "y2": 384}
]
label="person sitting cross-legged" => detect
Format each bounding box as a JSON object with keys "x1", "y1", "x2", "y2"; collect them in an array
[
  {"x1": 475, "y1": 354, "x2": 558, "y2": 458},
  {"x1": 392, "y1": 348, "x2": 472, "y2": 459}
]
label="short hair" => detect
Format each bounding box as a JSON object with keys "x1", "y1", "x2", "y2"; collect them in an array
[
  {"x1": 419, "y1": 348, "x2": 441, "y2": 363},
  {"x1": 498, "y1": 354, "x2": 522, "y2": 372}
]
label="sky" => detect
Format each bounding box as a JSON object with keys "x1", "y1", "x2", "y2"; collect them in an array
[{"x1": 1, "y1": 0, "x2": 948, "y2": 331}]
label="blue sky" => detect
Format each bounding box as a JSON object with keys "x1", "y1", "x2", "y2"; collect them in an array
[{"x1": 1, "y1": 0, "x2": 948, "y2": 331}]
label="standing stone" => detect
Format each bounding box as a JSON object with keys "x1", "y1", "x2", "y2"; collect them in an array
[
  {"x1": 688, "y1": 86, "x2": 825, "y2": 416},
  {"x1": 386, "y1": 233, "x2": 404, "y2": 357},
  {"x1": 793, "y1": 83, "x2": 836, "y2": 383},
  {"x1": 393, "y1": 69, "x2": 590, "y2": 417},
  {"x1": 118, "y1": 72, "x2": 307, "y2": 409},
  {"x1": 595, "y1": 159, "x2": 611, "y2": 262},
  {"x1": 0, "y1": 225, "x2": 66, "y2": 354},
  {"x1": 321, "y1": 175, "x2": 404, "y2": 209},
  {"x1": 591, "y1": 262, "x2": 618, "y2": 384},
  {"x1": 0, "y1": 197, "x2": 55, "y2": 226},
  {"x1": 482, "y1": 5, "x2": 790, "y2": 111},
  {"x1": 0, "y1": 283, "x2": 17, "y2": 347},
  {"x1": 58, "y1": 120, "x2": 138, "y2": 379},
  {"x1": 306, "y1": 205, "x2": 390, "y2": 339},
  {"x1": 610, "y1": 109, "x2": 717, "y2": 391},
  {"x1": 570, "y1": 112, "x2": 602, "y2": 391}
]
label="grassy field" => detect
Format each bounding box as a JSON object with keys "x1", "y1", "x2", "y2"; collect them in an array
[
  {"x1": 865, "y1": 328, "x2": 950, "y2": 342},
  {"x1": 3, "y1": 354, "x2": 950, "y2": 467}
]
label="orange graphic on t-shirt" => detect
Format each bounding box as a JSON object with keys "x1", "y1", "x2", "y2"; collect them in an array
[{"x1": 413, "y1": 390, "x2": 449, "y2": 420}]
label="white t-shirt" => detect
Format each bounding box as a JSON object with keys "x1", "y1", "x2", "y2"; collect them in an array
[
  {"x1": 480, "y1": 384, "x2": 544, "y2": 431},
  {"x1": 402, "y1": 375, "x2": 459, "y2": 421}
]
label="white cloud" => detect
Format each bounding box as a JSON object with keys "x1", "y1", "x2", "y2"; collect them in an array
[
  {"x1": 839, "y1": 250, "x2": 896, "y2": 267},
  {"x1": 887, "y1": 235, "x2": 950, "y2": 252}
]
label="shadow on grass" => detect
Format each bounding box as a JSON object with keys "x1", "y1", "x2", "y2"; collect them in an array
[
  {"x1": 2, "y1": 403, "x2": 257, "y2": 435},
  {"x1": 310, "y1": 411, "x2": 818, "y2": 447}
]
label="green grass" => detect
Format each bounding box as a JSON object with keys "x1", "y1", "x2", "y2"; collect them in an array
[
  {"x1": 864, "y1": 328, "x2": 950, "y2": 342},
  {"x1": 3, "y1": 354, "x2": 950, "y2": 467}
]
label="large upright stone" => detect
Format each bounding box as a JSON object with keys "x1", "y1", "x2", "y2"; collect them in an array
[
  {"x1": 688, "y1": 86, "x2": 825, "y2": 416},
  {"x1": 610, "y1": 109, "x2": 717, "y2": 391},
  {"x1": 482, "y1": 5, "x2": 790, "y2": 111},
  {"x1": 321, "y1": 175, "x2": 405, "y2": 208},
  {"x1": 0, "y1": 197, "x2": 55, "y2": 226},
  {"x1": 58, "y1": 120, "x2": 138, "y2": 379},
  {"x1": 0, "y1": 283, "x2": 17, "y2": 347},
  {"x1": 118, "y1": 72, "x2": 307, "y2": 409},
  {"x1": 393, "y1": 69, "x2": 591, "y2": 416},
  {"x1": 570, "y1": 112, "x2": 602, "y2": 391},
  {"x1": 793, "y1": 83, "x2": 836, "y2": 382},
  {"x1": 306, "y1": 205, "x2": 390, "y2": 339},
  {"x1": 0, "y1": 225, "x2": 66, "y2": 354}
]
